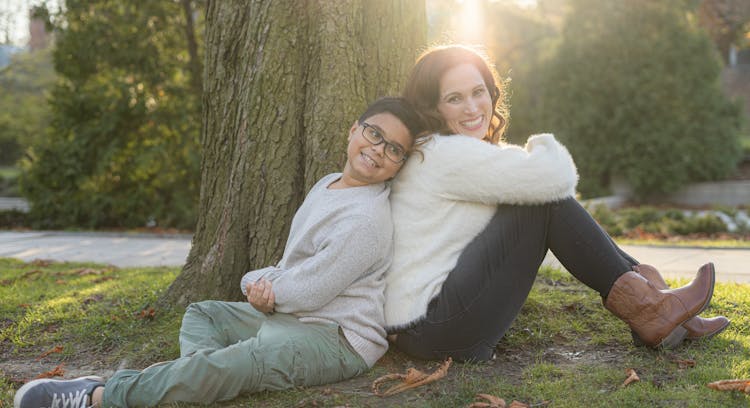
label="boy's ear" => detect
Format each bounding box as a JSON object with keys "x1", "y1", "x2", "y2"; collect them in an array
[{"x1": 348, "y1": 121, "x2": 359, "y2": 141}]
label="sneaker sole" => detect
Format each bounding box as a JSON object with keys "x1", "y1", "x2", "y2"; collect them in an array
[{"x1": 14, "y1": 376, "x2": 104, "y2": 408}]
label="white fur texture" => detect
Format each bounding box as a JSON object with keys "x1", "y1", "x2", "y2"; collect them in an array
[{"x1": 384, "y1": 133, "x2": 578, "y2": 329}]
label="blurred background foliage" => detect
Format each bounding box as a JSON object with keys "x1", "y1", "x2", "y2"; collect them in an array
[
  {"x1": 6, "y1": 1, "x2": 204, "y2": 229},
  {"x1": 0, "y1": 0, "x2": 748, "y2": 229}
]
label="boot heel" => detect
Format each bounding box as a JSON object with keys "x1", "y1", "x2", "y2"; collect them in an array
[{"x1": 659, "y1": 325, "x2": 688, "y2": 349}]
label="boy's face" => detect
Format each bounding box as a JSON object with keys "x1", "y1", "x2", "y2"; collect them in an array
[{"x1": 342, "y1": 112, "x2": 412, "y2": 187}]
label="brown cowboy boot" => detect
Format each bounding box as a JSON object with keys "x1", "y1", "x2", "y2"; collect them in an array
[
  {"x1": 633, "y1": 263, "x2": 729, "y2": 344},
  {"x1": 604, "y1": 263, "x2": 715, "y2": 348}
]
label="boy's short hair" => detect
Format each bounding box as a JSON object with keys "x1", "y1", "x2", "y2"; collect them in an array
[{"x1": 358, "y1": 97, "x2": 425, "y2": 139}]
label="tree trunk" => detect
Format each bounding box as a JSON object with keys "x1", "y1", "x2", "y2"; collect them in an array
[
  {"x1": 161, "y1": 0, "x2": 426, "y2": 306},
  {"x1": 181, "y1": 0, "x2": 203, "y2": 95}
]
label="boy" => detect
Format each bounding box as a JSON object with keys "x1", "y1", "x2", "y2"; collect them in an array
[{"x1": 14, "y1": 97, "x2": 424, "y2": 408}]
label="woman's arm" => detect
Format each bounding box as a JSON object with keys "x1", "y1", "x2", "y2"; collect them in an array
[{"x1": 417, "y1": 133, "x2": 578, "y2": 204}]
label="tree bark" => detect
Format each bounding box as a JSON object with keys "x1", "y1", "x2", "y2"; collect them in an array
[
  {"x1": 181, "y1": 0, "x2": 203, "y2": 95},
  {"x1": 161, "y1": 0, "x2": 425, "y2": 306}
]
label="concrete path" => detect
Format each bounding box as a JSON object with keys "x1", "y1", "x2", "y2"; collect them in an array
[
  {"x1": 0, "y1": 231, "x2": 748, "y2": 283},
  {"x1": 543, "y1": 245, "x2": 750, "y2": 283},
  {"x1": 0, "y1": 231, "x2": 191, "y2": 268}
]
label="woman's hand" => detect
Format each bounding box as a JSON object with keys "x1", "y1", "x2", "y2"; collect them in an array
[{"x1": 246, "y1": 278, "x2": 276, "y2": 313}]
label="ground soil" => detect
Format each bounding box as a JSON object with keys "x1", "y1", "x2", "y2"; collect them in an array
[{"x1": 0, "y1": 338, "x2": 630, "y2": 407}]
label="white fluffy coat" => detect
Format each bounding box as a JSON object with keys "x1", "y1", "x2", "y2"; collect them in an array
[{"x1": 384, "y1": 133, "x2": 579, "y2": 330}]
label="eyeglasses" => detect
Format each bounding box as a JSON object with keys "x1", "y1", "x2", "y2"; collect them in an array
[{"x1": 360, "y1": 122, "x2": 408, "y2": 164}]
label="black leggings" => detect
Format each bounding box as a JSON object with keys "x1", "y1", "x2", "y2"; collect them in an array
[{"x1": 393, "y1": 197, "x2": 639, "y2": 361}]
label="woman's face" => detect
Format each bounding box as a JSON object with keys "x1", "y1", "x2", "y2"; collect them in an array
[{"x1": 436, "y1": 63, "x2": 492, "y2": 140}]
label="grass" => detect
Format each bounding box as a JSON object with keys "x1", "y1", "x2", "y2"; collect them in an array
[
  {"x1": 615, "y1": 238, "x2": 750, "y2": 249},
  {"x1": 1, "y1": 259, "x2": 749, "y2": 407}
]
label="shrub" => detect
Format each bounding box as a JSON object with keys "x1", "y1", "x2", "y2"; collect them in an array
[
  {"x1": 541, "y1": 0, "x2": 744, "y2": 198},
  {"x1": 20, "y1": 1, "x2": 202, "y2": 230},
  {"x1": 589, "y1": 205, "x2": 733, "y2": 237}
]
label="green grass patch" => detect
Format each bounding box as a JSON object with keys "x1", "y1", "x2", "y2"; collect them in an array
[
  {"x1": 0, "y1": 258, "x2": 183, "y2": 366},
  {"x1": 615, "y1": 238, "x2": 750, "y2": 249},
  {"x1": 1, "y1": 261, "x2": 749, "y2": 407}
]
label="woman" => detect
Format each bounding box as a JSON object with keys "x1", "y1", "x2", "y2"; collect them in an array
[{"x1": 384, "y1": 45, "x2": 729, "y2": 362}]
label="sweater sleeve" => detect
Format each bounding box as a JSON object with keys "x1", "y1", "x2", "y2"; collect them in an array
[
  {"x1": 421, "y1": 133, "x2": 578, "y2": 204},
  {"x1": 240, "y1": 266, "x2": 282, "y2": 295},
  {"x1": 263, "y1": 216, "x2": 383, "y2": 314}
]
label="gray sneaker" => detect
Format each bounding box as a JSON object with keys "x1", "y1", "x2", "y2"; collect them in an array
[{"x1": 14, "y1": 376, "x2": 104, "y2": 408}]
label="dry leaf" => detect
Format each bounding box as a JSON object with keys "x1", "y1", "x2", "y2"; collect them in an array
[
  {"x1": 34, "y1": 364, "x2": 65, "y2": 379},
  {"x1": 35, "y1": 345, "x2": 63, "y2": 361},
  {"x1": 623, "y1": 368, "x2": 640, "y2": 387},
  {"x1": 138, "y1": 308, "x2": 156, "y2": 320},
  {"x1": 468, "y1": 393, "x2": 506, "y2": 407},
  {"x1": 372, "y1": 358, "x2": 452, "y2": 396},
  {"x1": 18, "y1": 303, "x2": 31, "y2": 308},
  {"x1": 707, "y1": 379, "x2": 750, "y2": 394},
  {"x1": 508, "y1": 402, "x2": 530, "y2": 408},
  {"x1": 672, "y1": 358, "x2": 696, "y2": 369},
  {"x1": 29, "y1": 259, "x2": 53, "y2": 267}
]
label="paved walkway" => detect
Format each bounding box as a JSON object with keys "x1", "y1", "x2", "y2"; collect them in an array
[
  {"x1": 0, "y1": 231, "x2": 190, "y2": 268},
  {"x1": 0, "y1": 231, "x2": 748, "y2": 282}
]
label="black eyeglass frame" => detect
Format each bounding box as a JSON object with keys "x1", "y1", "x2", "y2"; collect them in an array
[{"x1": 360, "y1": 122, "x2": 408, "y2": 164}]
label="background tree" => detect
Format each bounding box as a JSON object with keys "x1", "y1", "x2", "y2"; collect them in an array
[
  {"x1": 20, "y1": 1, "x2": 205, "y2": 229},
  {"x1": 484, "y1": 0, "x2": 567, "y2": 144},
  {"x1": 696, "y1": 0, "x2": 750, "y2": 63},
  {"x1": 160, "y1": 0, "x2": 426, "y2": 306},
  {"x1": 540, "y1": 0, "x2": 744, "y2": 197},
  {"x1": 0, "y1": 48, "x2": 54, "y2": 166}
]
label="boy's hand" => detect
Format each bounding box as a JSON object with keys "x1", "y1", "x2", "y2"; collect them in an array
[{"x1": 246, "y1": 278, "x2": 275, "y2": 313}]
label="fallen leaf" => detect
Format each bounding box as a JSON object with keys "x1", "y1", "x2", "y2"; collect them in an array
[
  {"x1": 29, "y1": 259, "x2": 53, "y2": 267},
  {"x1": 372, "y1": 358, "x2": 452, "y2": 396},
  {"x1": 34, "y1": 364, "x2": 65, "y2": 379},
  {"x1": 672, "y1": 358, "x2": 696, "y2": 369},
  {"x1": 469, "y1": 393, "x2": 506, "y2": 407},
  {"x1": 35, "y1": 345, "x2": 63, "y2": 361},
  {"x1": 93, "y1": 276, "x2": 115, "y2": 283},
  {"x1": 55, "y1": 279, "x2": 65, "y2": 285},
  {"x1": 707, "y1": 379, "x2": 750, "y2": 394},
  {"x1": 138, "y1": 307, "x2": 156, "y2": 320},
  {"x1": 623, "y1": 368, "x2": 640, "y2": 387},
  {"x1": 18, "y1": 303, "x2": 31, "y2": 308}
]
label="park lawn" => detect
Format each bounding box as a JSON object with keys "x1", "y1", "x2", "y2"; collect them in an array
[
  {"x1": 615, "y1": 238, "x2": 750, "y2": 249},
  {"x1": 1, "y1": 259, "x2": 749, "y2": 407}
]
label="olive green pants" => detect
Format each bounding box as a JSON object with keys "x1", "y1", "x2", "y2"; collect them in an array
[{"x1": 102, "y1": 301, "x2": 368, "y2": 407}]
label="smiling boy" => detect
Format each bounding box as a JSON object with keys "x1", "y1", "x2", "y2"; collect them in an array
[{"x1": 14, "y1": 97, "x2": 424, "y2": 408}]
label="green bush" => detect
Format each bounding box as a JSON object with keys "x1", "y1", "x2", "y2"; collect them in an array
[
  {"x1": 671, "y1": 213, "x2": 728, "y2": 235},
  {"x1": 0, "y1": 173, "x2": 19, "y2": 196},
  {"x1": 541, "y1": 0, "x2": 744, "y2": 198},
  {"x1": 20, "y1": 1, "x2": 203, "y2": 230},
  {"x1": 0, "y1": 210, "x2": 28, "y2": 228},
  {"x1": 590, "y1": 205, "x2": 733, "y2": 237},
  {"x1": 588, "y1": 205, "x2": 623, "y2": 236}
]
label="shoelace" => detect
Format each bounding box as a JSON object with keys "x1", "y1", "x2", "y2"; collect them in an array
[{"x1": 49, "y1": 390, "x2": 89, "y2": 408}]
